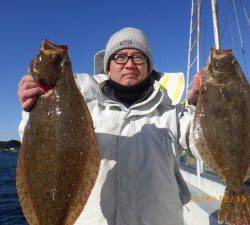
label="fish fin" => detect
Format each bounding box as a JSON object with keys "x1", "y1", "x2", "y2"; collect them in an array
[
  {"x1": 218, "y1": 189, "x2": 250, "y2": 225},
  {"x1": 16, "y1": 147, "x2": 40, "y2": 225}
]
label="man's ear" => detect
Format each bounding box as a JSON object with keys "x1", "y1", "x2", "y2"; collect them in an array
[
  {"x1": 107, "y1": 70, "x2": 111, "y2": 78},
  {"x1": 107, "y1": 63, "x2": 110, "y2": 74}
]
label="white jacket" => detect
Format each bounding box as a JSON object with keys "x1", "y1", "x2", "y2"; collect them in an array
[{"x1": 19, "y1": 73, "x2": 200, "y2": 225}]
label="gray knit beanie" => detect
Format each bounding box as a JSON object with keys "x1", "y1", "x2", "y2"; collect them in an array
[{"x1": 103, "y1": 27, "x2": 153, "y2": 74}]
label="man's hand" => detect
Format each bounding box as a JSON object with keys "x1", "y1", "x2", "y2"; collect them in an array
[
  {"x1": 17, "y1": 75, "x2": 45, "y2": 112},
  {"x1": 187, "y1": 69, "x2": 206, "y2": 106}
]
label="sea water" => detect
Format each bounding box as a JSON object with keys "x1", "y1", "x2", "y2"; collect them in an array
[{"x1": 0, "y1": 152, "x2": 27, "y2": 225}]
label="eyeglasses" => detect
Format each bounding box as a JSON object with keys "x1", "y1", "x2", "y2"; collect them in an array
[{"x1": 111, "y1": 54, "x2": 147, "y2": 65}]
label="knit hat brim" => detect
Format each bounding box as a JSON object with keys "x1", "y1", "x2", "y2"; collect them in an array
[{"x1": 103, "y1": 27, "x2": 153, "y2": 75}]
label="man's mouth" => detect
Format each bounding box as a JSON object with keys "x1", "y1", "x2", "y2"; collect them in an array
[{"x1": 122, "y1": 73, "x2": 138, "y2": 78}]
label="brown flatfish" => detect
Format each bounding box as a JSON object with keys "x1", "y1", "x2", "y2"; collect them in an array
[
  {"x1": 193, "y1": 48, "x2": 250, "y2": 225},
  {"x1": 16, "y1": 39, "x2": 100, "y2": 225}
]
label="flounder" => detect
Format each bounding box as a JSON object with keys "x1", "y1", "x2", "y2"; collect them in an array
[
  {"x1": 193, "y1": 48, "x2": 250, "y2": 225},
  {"x1": 16, "y1": 40, "x2": 100, "y2": 225}
]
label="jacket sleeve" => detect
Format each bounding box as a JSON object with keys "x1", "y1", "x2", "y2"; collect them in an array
[
  {"x1": 177, "y1": 103, "x2": 203, "y2": 162},
  {"x1": 18, "y1": 110, "x2": 30, "y2": 141},
  {"x1": 18, "y1": 73, "x2": 95, "y2": 142},
  {"x1": 74, "y1": 73, "x2": 100, "y2": 102}
]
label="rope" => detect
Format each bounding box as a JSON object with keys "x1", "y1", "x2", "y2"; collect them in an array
[
  {"x1": 232, "y1": 0, "x2": 249, "y2": 78},
  {"x1": 202, "y1": 0, "x2": 206, "y2": 66},
  {"x1": 221, "y1": 0, "x2": 235, "y2": 48},
  {"x1": 240, "y1": 0, "x2": 250, "y2": 28},
  {"x1": 242, "y1": 51, "x2": 249, "y2": 81},
  {"x1": 221, "y1": 0, "x2": 232, "y2": 42},
  {"x1": 232, "y1": 0, "x2": 244, "y2": 47},
  {"x1": 228, "y1": 5, "x2": 235, "y2": 48}
]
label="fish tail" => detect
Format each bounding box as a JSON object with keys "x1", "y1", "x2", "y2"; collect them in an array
[{"x1": 218, "y1": 189, "x2": 250, "y2": 225}]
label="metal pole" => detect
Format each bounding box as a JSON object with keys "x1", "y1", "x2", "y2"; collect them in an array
[
  {"x1": 196, "y1": 0, "x2": 202, "y2": 182},
  {"x1": 197, "y1": 0, "x2": 201, "y2": 72},
  {"x1": 196, "y1": 160, "x2": 201, "y2": 187},
  {"x1": 185, "y1": 0, "x2": 194, "y2": 106},
  {"x1": 211, "y1": 0, "x2": 221, "y2": 49}
]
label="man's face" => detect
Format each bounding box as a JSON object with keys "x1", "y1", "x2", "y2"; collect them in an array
[{"x1": 108, "y1": 49, "x2": 149, "y2": 86}]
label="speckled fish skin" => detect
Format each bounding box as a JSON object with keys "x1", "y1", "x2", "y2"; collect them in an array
[
  {"x1": 193, "y1": 48, "x2": 250, "y2": 225},
  {"x1": 16, "y1": 40, "x2": 100, "y2": 225}
]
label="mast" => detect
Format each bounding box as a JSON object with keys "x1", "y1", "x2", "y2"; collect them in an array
[
  {"x1": 211, "y1": 0, "x2": 221, "y2": 49},
  {"x1": 185, "y1": 0, "x2": 201, "y2": 105},
  {"x1": 186, "y1": 0, "x2": 203, "y2": 183}
]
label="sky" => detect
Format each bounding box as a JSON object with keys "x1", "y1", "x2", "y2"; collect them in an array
[{"x1": 0, "y1": 0, "x2": 249, "y2": 141}]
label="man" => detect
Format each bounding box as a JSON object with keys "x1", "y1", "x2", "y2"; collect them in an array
[{"x1": 18, "y1": 27, "x2": 202, "y2": 225}]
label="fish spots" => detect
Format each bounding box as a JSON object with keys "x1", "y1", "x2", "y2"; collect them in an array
[
  {"x1": 219, "y1": 89, "x2": 234, "y2": 102},
  {"x1": 51, "y1": 188, "x2": 57, "y2": 201},
  {"x1": 230, "y1": 148, "x2": 236, "y2": 153},
  {"x1": 17, "y1": 40, "x2": 100, "y2": 225},
  {"x1": 42, "y1": 89, "x2": 53, "y2": 98},
  {"x1": 193, "y1": 48, "x2": 250, "y2": 224},
  {"x1": 55, "y1": 107, "x2": 62, "y2": 116}
]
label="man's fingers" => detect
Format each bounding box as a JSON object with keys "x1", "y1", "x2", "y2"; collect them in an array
[
  {"x1": 22, "y1": 97, "x2": 38, "y2": 112},
  {"x1": 193, "y1": 69, "x2": 206, "y2": 90},
  {"x1": 188, "y1": 69, "x2": 206, "y2": 106},
  {"x1": 17, "y1": 74, "x2": 43, "y2": 111},
  {"x1": 193, "y1": 75, "x2": 202, "y2": 90},
  {"x1": 18, "y1": 75, "x2": 35, "y2": 88},
  {"x1": 24, "y1": 87, "x2": 44, "y2": 100},
  {"x1": 22, "y1": 74, "x2": 35, "y2": 82},
  {"x1": 21, "y1": 81, "x2": 40, "y2": 91},
  {"x1": 187, "y1": 88, "x2": 200, "y2": 106},
  {"x1": 19, "y1": 87, "x2": 44, "y2": 103},
  {"x1": 18, "y1": 86, "x2": 44, "y2": 112},
  {"x1": 17, "y1": 81, "x2": 38, "y2": 96}
]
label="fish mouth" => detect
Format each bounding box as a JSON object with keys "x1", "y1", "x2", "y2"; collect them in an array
[
  {"x1": 41, "y1": 39, "x2": 68, "y2": 55},
  {"x1": 211, "y1": 48, "x2": 233, "y2": 59},
  {"x1": 37, "y1": 81, "x2": 55, "y2": 92}
]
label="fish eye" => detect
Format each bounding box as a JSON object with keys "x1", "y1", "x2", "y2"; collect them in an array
[{"x1": 52, "y1": 54, "x2": 62, "y2": 65}]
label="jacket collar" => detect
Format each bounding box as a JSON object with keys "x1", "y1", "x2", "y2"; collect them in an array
[{"x1": 93, "y1": 74, "x2": 173, "y2": 117}]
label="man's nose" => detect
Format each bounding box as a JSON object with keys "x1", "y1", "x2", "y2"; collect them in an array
[{"x1": 125, "y1": 58, "x2": 136, "y2": 68}]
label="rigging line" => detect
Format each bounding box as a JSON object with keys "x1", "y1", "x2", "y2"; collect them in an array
[
  {"x1": 242, "y1": 52, "x2": 249, "y2": 80},
  {"x1": 223, "y1": 0, "x2": 235, "y2": 48},
  {"x1": 240, "y1": 0, "x2": 250, "y2": 28},
  {"x1": 232, "y1": 0, "x2": 243, "y2": 47},
  {"x1": 228, "y1": 8, "x2": 235, "y2": 48},
  {"x1": 221, "y1": 0, "x2": 232, "y2": 42},
  {"x1": 203, "y1": 0, "x2": 206, "y2": 66},
  {"x1": 232, "y1": 0, "x2": 249, "y2": 78}
]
